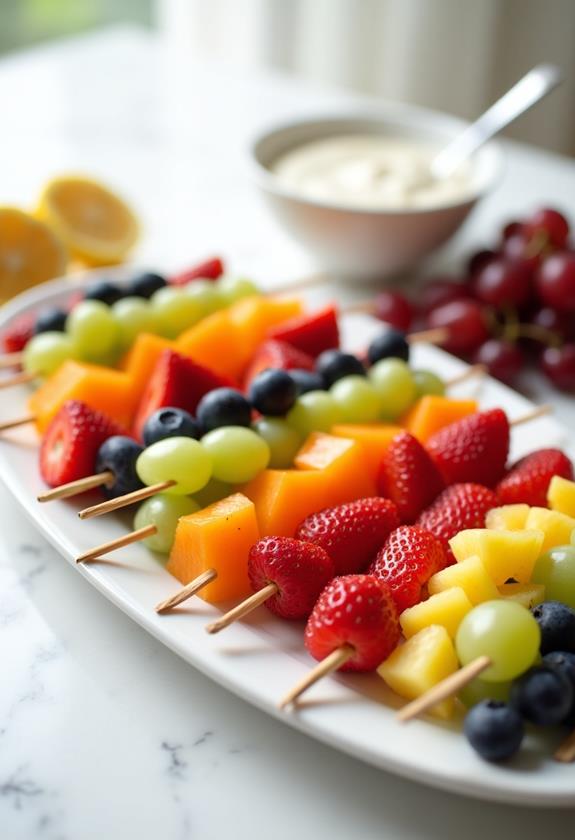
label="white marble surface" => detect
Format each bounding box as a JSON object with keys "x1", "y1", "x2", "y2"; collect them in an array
[{"x1": 1, "y1": 26, "x2": 575, "y2": 839}]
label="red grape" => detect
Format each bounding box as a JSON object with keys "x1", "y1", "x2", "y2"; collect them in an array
[
  {"x1": 427, "y1": 300, "x2": 490, "y2": 355},
  {"x1": 473, "y1": 258, "x2": 532, "y2": 308},
  {"x1": 535, "y1": 252, "x2": 575, "y2": 312},
  {"x1": 467, "y1": 249, "x2": 498, "y2": 277},
  {"x1": 502, "y1": 221, "x2": 524, "y2": 242},
  {"x1": 420, "y1": 278, "x2": 470, "y2": 313},
  {"x1": 524, "y1": 208, "x2": 569, "y2": 249},
  {"x1": 530, "y1": 306, "x2": 574, "y2": 342},
  {"x1": 473, "y1": 339, "x2": 523, "y2": 384},
  {"x1": 541, "y1": 344, "x2": 575, "y2": 391},
  {"x1": 373, "y1": 290, "x2": 414, "y2": 331}
]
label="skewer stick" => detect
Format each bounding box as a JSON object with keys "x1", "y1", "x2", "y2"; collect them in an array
[
  {"x1": 0, "y1": 414, "x2": 35, "y2": 432},
  {"x1": 37, "y1": 470, "x2": 114, "y2": 502},
  {"x1": 396, "y1": 655, "x2": 492, "y2": 723},
  {"x1": 155, "y1": 568, "x2": 218, "y2": 613},
  {"x1": 205, "y1": 583, "x2": 278, "y2": 635},
  {"x1": 446, "y1": 364, "x2": 486, "y2": 387},
  {"x1": 0, "y1": 351, "x2": 24, "y2": 369},
  {"x1": 407, "y1": 327, "x2": 449, "y2": 345},
  {"x1": 78, "y1": 480, "x2": 176, "y2": 520},
  {"x1": 554, "y1": 729, "x2": 575, "y2": 763},
  {"x1": 279, "y1": 644, "x2": 355, "y2": 709},
  {"x1": 0, "y1": 371, "x2": 35, "y2": 389},
  {"x1": 76, "y1": 524, "x2": 157, "y2": 563},
  {"x1": 510, "y1": 403, "x2": 552, "y2": 427}
]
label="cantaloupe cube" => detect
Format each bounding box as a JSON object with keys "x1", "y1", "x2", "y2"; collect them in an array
[
  {"x1": 485, "y1": 504, "x2": 530, "y2": 531},
  {"x1": 498, "y1": 582, "x2": 545, "y2": 608},
  {"x1": 330, "y1": 423, "x2": 402, "y2": 480},
  {"x1": 229, "y1": 295, "x2": 303, "y2": 357},
  {"x1": 378, "y1": 625, "x2": 459, "y2": 719},
  {"x1": 548, "y1": 476, "x2": 575, "y2": 518},
  {"x1": 400, "y1": 587, "x2": 472, "y2": 639},
  {"x1": 428, "y1": 555, "x2": 500, "y2": 605},
  {"x1": 402, "y1": 396, "x2": 478, "y2": 443},
  {"x1": 449, "y1": 528, "x2": 544, "y2": 585},
  {"x1": 166, "y1": 493, "x2": 258, "y2": 603},
  {"x1": 293, "y1": 432, "x2": 377, "y2": 503},
  {"x1": 177, "y1": 311, "x2": 249, "y2": 380},
  {"x1": 120, "y1": 332, "x2": 174, "y2": 394},
  {"x1": 525, "y1": 507, "x2": 575, "y2": 552}
]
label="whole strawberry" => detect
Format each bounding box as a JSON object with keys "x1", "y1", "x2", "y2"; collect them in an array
[
  {"x1": 377, "y1": 431, "x2": 445, "y2": 522},
  {"x1": 295, "y1": 497, "x2": 399, "y2": 575},
  {"x1": 369, "y1": 526, "x2": 447, "y2": 612},
  {"x1": 496, "y1": 448, "x2": 573, "y2": 507},
  {"x1": 426, "y1": 408, "x2": 509, "y2": 487},
  {"x1": 248, "y1": 537, "x2": 334, "y2": 620},
  {"x1": 304, "y1": 575, "x2": 400, "y2": 672},
  {"x1": 416, "y1": 482, "x2": 497, "y2": 562}
]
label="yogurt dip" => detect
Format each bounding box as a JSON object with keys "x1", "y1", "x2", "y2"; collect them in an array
[{"x1": 270, "y1": 134, "x2": 474, "y2": 210}]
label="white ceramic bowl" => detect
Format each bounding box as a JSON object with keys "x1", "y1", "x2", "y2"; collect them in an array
[{"x1": 250, "y1": 108, "x2": 503, "y2": 280}]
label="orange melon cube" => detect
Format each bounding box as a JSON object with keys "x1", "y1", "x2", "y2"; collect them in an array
[
  {"x1": 166, "y1": 493, "x2": 258, "y2": 603},
  {"x1": 229, "y1": 295, "x2": 303, "y2": 358},
  {"x1": 330, "y1": 423, "x2": 402, "y2": 479},
  {"x1": 403, "y1": 396, "x2": 478, "y2": 442},
  {"x1": 176, "y1": 311, "x2": 249, "y2": 381},
  {"x1": 295, "y1": 432, "x2": 377, "y2": 505},
  {"x1": 119, "y1": 332, "x2": 174, "y2": 395}
]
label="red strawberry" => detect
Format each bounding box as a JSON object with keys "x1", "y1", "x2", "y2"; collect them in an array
[
  {"x1": 369, "y1": 526, "x2": 447, "y2": 612},
  {"x1": 377, "y1": 432, "x2": 445, "y2": 523},
  {"x1": 132, "y1": 349, "x2": 233, "y2": 440},
  {"x1": 416, "y1": 482, "x2": 497, "y2": 562},
  {"x1": 2, "y1": 312, "x2": 35, "y2": 354},
  {"x1": 169, "y1": 257, "x2": 224, "y2": 286},
  {"x1": 305, "y1": 575, "x2": 400, "y2": 672},
  {"x1": 242, "y1": 339, "x2": 315, "y2": 391},
  {"x1": 496, "y1": 448, "x2": 573, "y2": 507},
  {"x1": 268, "y1": 304, "x2": 339, "y2": 358},
  {"x1": 295, "y1": 497, "x2": 399, "y2": 575},
  {"x1": 248, "y1": 537, "x2": 334, "y2": 620},
  {"x1": 40, "y1": 400, "x2": 124, "y2": 487},
  {"x1": 426, "y1": 408, "x2": 509, "y2": 487}
]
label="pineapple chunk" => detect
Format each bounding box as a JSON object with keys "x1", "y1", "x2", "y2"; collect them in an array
[
  {"x1": 485, "y1": 504, "x2": 530, "y2": 531},
  {"x1": 428, "y1": 555, "x2": 500, "y2": 605},
  {"x1": 498, "y1": 582, "x2": 545, "y2": 608},
  {"x1": 449, "y1": 528, "x2": 544, "y2": 585},
  {"x1": 525, "y1": 507, "x2": 575, "y2": 552},
  {"x1": 548, "y1": 476, "x2": 575, "y2": 517},
  {"x1": 378, "y1": 625, "x2": 459, "y2": 719},
  {"x1": 400, "y1": 587, "x2": 472, "y2": 640}
]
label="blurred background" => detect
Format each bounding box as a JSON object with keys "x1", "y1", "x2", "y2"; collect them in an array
[{"x1": 2, "y1": 0, "x2": 575, "y2": 156}]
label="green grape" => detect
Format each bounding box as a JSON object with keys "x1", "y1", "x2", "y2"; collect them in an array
[
  {"x1": 253, "y1": 417, "x2": 302, "y2": 468},
  {"x1": 455, "y1": 600, "x2": 540, "y2": 682},
  {"x1": 458, "y1": 676, "x2": 511, "y2": 709},
  {"x1": 23, "y1": 332, "x2": 77, "y2": 377},
  {"x1": 201, "y1": 426, "x2": 270, "y2": 483},
  {"x1": 368, "y1": 358, "x2": 417, "y2": 420},
  {"x1": 330, "y1": 375, "x2": 383, "y2": 422},
  {"x1": 136, "y1": 436, "x2": 212, "y2": 495},
  {"x1": 532, "y1": 545, "x2": 575, "y2": 608},
  {"x1": 151, "y1": 286, "x2": 204, "y2": 338},
  {"x1": 133, "y1": 494, "x2": 199, "y2": 554},
  {"x1": 193, "y1": 477, "x2": 232, "y2": 507},
  {"x1": 183, "y1": 280, "x2": 223, "y2": 316},
  {"x1": 286, "y1": 391, "x2": 341, "y2": 437},
  {"x1": 217, "y1": 275, "x2": 260, "y2": 305},
  {"x1": 112, "y1": 296, "x2": 159, "y2": 350},
  {"x1": 66, "y1": 300, "x2": 121, "y2": 362},
  {"x1": 413, "y1": 369, "x2": 445, "y2": 397}
]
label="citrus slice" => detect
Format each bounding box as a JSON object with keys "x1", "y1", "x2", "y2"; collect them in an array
[
  {"x1": 0, "y1": 207, "x2": 66, "y2": 303},
  {"x1": 37, "y1": 175, "x2": 140, "y2": 266}
]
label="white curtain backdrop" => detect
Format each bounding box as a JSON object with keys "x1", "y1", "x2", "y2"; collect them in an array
[{"x1": 156, "y1": 0, "x2": 575, "y2": 156}]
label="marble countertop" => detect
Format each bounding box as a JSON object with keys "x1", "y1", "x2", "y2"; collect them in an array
[{"x1": 1, "y1": 26, "x2": 575, "y2": 839}]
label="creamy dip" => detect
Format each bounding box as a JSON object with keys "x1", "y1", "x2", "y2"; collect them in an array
[{"x1": 270, "y1": 134, "x2": 473, "y2": 210}]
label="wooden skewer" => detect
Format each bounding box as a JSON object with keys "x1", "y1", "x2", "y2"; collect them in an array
[
  {"x1": 510, "y1": 403, "x2": 552, "y2": 427},
  {"x1": 396, "y1": 655, "x2": 492, "y2": 723},
  {"x1": 279, "y1": 644, "x2": 355, "y2": 709},
  {"x1": 554, "y1": 728, "x2": 575, "y2": 763},
  {"x1": 0, "y1": 370, "x2": 35, "y2": 389},
  {"x1": 155, "y1": 568, "x2": 218, "y2": 613},
  {"x1": 407, "y1": 326, "x2": 449, "y2": 345},
  {"x1": 446, "y1": 364, "x2": 486, "y2": 387},
  {"x1": 76, "y1": 524, "x2": 157, "y2": 563},
  {"x1": 38, "y1": 470, "x2": 114, "y2": 502},
  {"x1": 78, "y1": 480, "x2": 176, "y2": 520},
  {"x1": 205, "y1": 583, "x2": 278, "y2": 634},
  {"x1": 0, "y1": 413, "x2": 35, "y2": 433},
  {"x1": 0, "y1": 351, "x2": 24, "y2": 369}
]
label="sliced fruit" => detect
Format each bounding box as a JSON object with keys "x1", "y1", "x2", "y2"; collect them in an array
[
  {"x1": 1, "y1": 312, "x2": 36, "y2": 352},
  {"x1": 170, "y1": 256, "x2": 224, "y2": 286},
  {"x1": 496, "y1": 448, "x2": 573, "y2": 507},
  {"x1": 524, "y1": 506, "x2": 575, "y2": 552},
  {"x1": 330, "y1": 423, "x2": 402, "y2": 480},
  {"x1": 119, "y1": 332, "x2": 174, "y2": 395},
  {"x1": 0, "y1": 207, "x2": 66, "y2": 302},
  {"x1": 399, "y1": 587, "x2": 473, "y2": 640},
  {"x1": 267, "y1": 304, "x2": 339, "y2": 357},
  {"x1": 485, "y1": 504, "x2": 530, "y2": 531},
  {"x1": 402, "y1": 396, "x2": 478, "y2": 443},
  {"x1": 449, "y1": 528, "x2": 544, "y2": 585},
  {"x1": 293, "y1": 432, "x2": 376, "y2": 500},
  {"x1": 498, "y1": 582, "x2": 545, "y2": 608},
  {"x1": 243, "y1": 339, "x2": 315, "y2": 391},
  {"x1": 229, "y1": 296, "x2": 303, "y2": 360},
  {"x1": 376, "y1": 431, "x2": 445, "y2": 523},
  {"x1": 177, "y1": 310, "x2": 248, "y2": 381},
  {"x1": 428, "y1": 555, "x2": 500, "y2": 605},
  {"x1": 548, "y1": 475, "x2": 575, "y2": 517}
]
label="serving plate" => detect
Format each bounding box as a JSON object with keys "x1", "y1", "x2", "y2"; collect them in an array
[{"x1": 1, "y1": 273, "x2": 574, "y2": 807}]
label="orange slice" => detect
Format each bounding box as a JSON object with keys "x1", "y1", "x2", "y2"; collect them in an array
[{"x1": 0, "y1": 207, "x2": 66, "y2": 303}]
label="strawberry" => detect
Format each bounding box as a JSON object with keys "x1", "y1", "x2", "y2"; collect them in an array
[
  {"x1": 2, "y1": 312, "x2": 35, "y2": 353},
  {"x1": 377, "y1": 431, "x2": 445, "y2": 523},
  {"x1": 268, "y1": 304, "x2": 339, "y2": 358},
  {"x1": 242, "y1": 339, "x2": 315, "y2": 391},
  {"x1": 369, "y1": 526, "x2": 447, "y2": 612},
  {"x1": 40, "y1": 400, "x2": 124, "y2": 487},
  {"x1": 132, "y1": 349, "x2": 233, "y2": 440},
  {"x1": 426, "y1": 408, "x2": 509, "y2": 487},
  {"x1": 496, "y1": 448, "x2": 574, "y2": 507},
  {"x1": 248, "y1": 537, "x2": 334, "y2": 620},
  {"x1": 304, "y1": 574, "x2": 399, "y2": 672},
  {"x1": 295, "y1": 497, "x2": 399, "y2": 575},
  {"x1": 416, "y1": 482, "x2": 497, "y2": 562},
  {"x1": 169, "y1": 257, "x2": 224, "y2": 286}
]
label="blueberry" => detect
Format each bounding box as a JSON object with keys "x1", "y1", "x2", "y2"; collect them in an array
[
  {"x1": 531, "y1": 600, "x2": 575, "y2": 654},
  {"x1": 34, "y1": 307, "x2": 68, "y2": 334},
  {"x1": 143, "y1": 407, "x2": 200, "y2": 446},
  {"x1": 315, "y1": 349, "x2": 365, "y2": 386},
  {"x1": 95, "y1": 436, "x2": 145, "y2": 499},
  {"x1": 510, "y1": 664, "x2": 574, "y2": 726},
  {"x1": 248, "y1": 369, "x2": 297, "y2": 416},
  {"x1": 463, "y1": 700, "x2": 524, "y2": 762},
  {"x1": 84, "y1": 280, "x2": 124, "y2": 305},
  {"x1": 196, "y1": 387, "x2": 252, "y2": 432},
  {"x1": 288, "y1": 369, "x2": 326, "y2": 396},
  {"x1": 543, "y1": 651, "x2": 575, "y2": 725},
  {"x1": 127, "y1": 272, "x2": 166, "y2": 299},
  {"x1": 367, "y1": 328, "x2": 409, "y2": 365}
]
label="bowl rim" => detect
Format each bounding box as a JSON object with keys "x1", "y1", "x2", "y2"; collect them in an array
[{"x1": 248, "y1": 106, "x2": 505, "y2": 217}]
